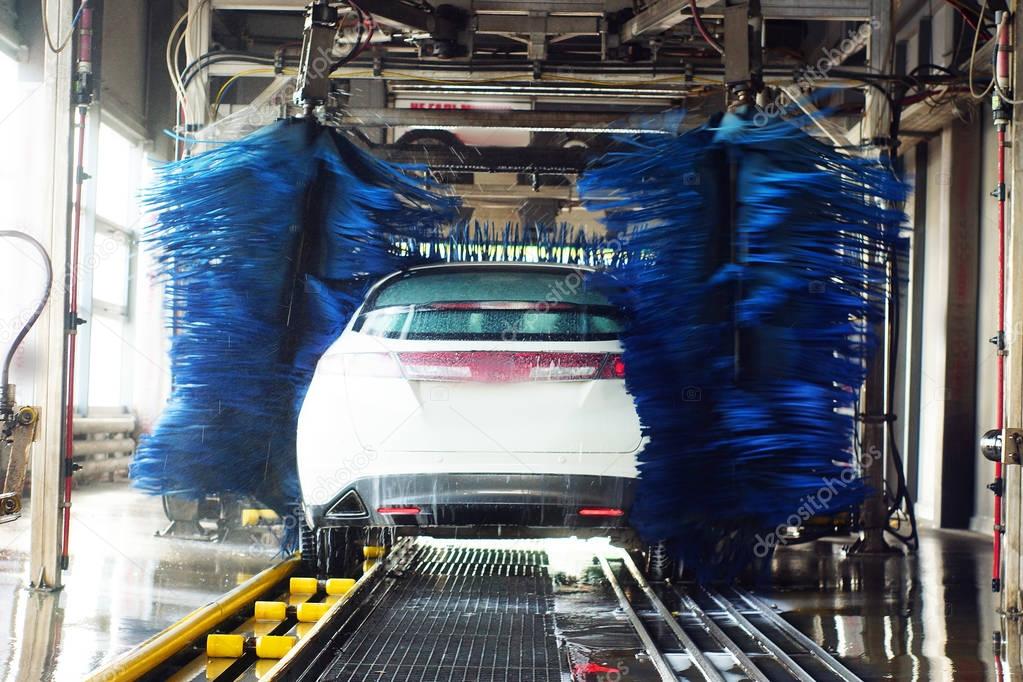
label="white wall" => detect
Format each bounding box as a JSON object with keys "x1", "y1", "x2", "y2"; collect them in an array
[{"x1": 916, "y1": 132, "x2": 948, "y2": 526}]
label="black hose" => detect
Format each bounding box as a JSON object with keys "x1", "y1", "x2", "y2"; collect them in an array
[{"x1": 1, "y1": 231, "x2": 53, "y2": 393}]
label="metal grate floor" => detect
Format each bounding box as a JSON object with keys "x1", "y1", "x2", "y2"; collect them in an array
[{"x1": 319, "y1": 545, "x2": 565, "y2": 682}]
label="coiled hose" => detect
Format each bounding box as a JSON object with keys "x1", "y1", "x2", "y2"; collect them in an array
[{"x1": 0, "y1": 231, "x2": 53, "y2": 412}]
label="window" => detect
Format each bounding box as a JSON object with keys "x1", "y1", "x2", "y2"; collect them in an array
[
  {"x1": 83, "y1": 122, "x2": 145, "y2": 410},
  {"x1": 0, "y1": 53, "x2": 49, "y2": 408},
  {"x1": 353, "y1": 267, "x2": 623, "y2": 341}
]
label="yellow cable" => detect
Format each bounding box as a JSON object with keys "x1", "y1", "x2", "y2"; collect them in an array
[{"x1": 212, "y1": 68, "x2": 279, "y2": 118}]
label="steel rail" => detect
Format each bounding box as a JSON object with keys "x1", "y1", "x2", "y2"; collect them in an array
[
  {"x1": 701, "y1": 587, "x2": 816, "y2": 682},
  {"x1": 616, "y1": 550, "x2": 727, "y2": 682},
  {"x1": 597, "y1": 555, "x2": 679, "y2": 682},
  {"x1": 730, "y1": 588, "x2": 862, "y2": 682},
  {"x1": 673, "y1": 586, "x2": 771, "y2": 682}
]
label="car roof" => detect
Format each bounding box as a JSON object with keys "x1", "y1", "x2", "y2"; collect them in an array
[
  {"x1": 404, "y1": 261, "x2": 597, "y2": 274},
  {"x1": 363, "y1": 261, "x2": 600, "y2": 300}
]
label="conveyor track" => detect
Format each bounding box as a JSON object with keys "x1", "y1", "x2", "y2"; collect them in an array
[
  {"x1": 88, "y1": 539, "x2": 865, "y2": 682},
  {"x1": 599, "y1": 551, "x2": 861, "y2": 681}
]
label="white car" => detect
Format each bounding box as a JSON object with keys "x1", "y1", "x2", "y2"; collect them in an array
[{"x1": 297, "y1": 262, "x2": 644, "y2": 574}]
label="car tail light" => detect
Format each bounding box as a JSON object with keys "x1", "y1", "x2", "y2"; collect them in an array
[
  {"x1": 597, "y1": 354, "x2": 625, "y2": 379},
  {"x1": 377, "y1": 506, "x2": 421, "y2": 515},
  {"x1": 394, "y1": 352, "x2": 624, "y2": 383},
  {"x1": 578, "y1": 507, "x2": 625, "y2": 517}
]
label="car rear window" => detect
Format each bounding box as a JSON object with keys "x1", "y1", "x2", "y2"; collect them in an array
[{"x1": 352, "y1": 268, "x2": 623, "y2": 341}]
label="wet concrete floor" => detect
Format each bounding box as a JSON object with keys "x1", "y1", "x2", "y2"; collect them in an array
[{"x1": 0, "y1": 482, "x2": 1001, "y2": 681}]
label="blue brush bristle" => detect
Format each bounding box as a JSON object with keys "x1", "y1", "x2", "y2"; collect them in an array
[
  {"x1": 134, "y1": 110, "x2": 902, "y2": 578},
  {"x1": 131, "y1": 121, "x2": 320, "y2": 512},
  {"x1": 132, "y1": 121, "x2": 460, "y2": 514},
  {"x1": 133, "y1": 119, "x2": 611, "y2": 519},
  {"x1": 581, "y1": 110, "x2": 907, "y2": 580}
]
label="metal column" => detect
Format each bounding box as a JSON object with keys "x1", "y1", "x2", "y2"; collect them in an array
[
  {"x1": 29, "y1": 0, "x2": 75, "y2": 591},
  {"x1": 853, "y1": 0, "x2": 894, "y2": 554},
  {"x1": 1000, "y1": 6, "x2": 1023, "y2": 651}
]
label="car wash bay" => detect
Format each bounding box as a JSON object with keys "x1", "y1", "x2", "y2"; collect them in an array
[{"x1": 0, "y1": 0, "x2": 1021, "y2": 680}]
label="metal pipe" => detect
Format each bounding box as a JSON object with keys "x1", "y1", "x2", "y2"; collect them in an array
[
  {"x1": 673, "y1": 585, "x2": 770, "y2": 682},
  {"x1": 72, "y1": 415, "x2": 137, "y2": 435},
  {"x1": 0, "y1": 232, "x2": 53, "y2": 417},
  {"x1": 596, "y1": 555, "x2": 677, "y2": 682},
  {"x1": 72, "y1": 455, "x2": 133, "y2": 477},
  {"x1": 991, "y1": 7, "x2": 1012, "y2": 594},
  {"x1": 332, "y1": 107, "x2": 679, "y2": 133},
  {"x1": 72, "y1": 438, "x2": 135, "y2": 456},
  {"x1": 61, "y1": 105, "x2": 88, "y2": 572},
  {"x1": 730, "y1": 588, "x2": 861, "y2": 682},
  {"x1": 616, "y1": 550, "x2": 726, "y2": 682},
  {"x1": 702, "y1": 587, "x2": 815, "y2": 682}
]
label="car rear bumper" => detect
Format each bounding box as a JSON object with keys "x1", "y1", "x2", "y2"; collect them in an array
[{"x1": 306, "y1": 472, "x2": 635, "y2": 539}]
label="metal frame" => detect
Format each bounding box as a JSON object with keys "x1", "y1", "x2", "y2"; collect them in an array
[{"x1": 29, "y1": 0, "x2": 75, "y2": 592}]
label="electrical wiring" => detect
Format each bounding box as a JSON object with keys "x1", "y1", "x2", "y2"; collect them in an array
[
  {"x1": 969, "y1": 0, "x2": 995, "y2": 99},
  {"x1": 688, "y1": 0, "x2": 724, "y2": 55},
  {"x1": 180, "y1": 52, "x2": 277, "y2": 90},
  {"x1": 212, "y1": 68, "x2": 285, "y2": 117},
  {"x1": 328, "y1": 2, "x2": 369, "y2": 73},
  {"x1": 162, "y1": 128, "x2": 228, "y2": 145},
  {"x1": 41, "y1": 0, "x2": 86, "y2": 53},
  {"x1": 0, "y1": 232, "x2": 52, "y2": 394},
  {"x1": 347, "y1": 4, "x2": 376, "y2": 64},
  {"x1": 943, "y1": 0, "x2": 988, "y2": 36},
  {"x1": 882, "y1": 251, "x2": 919, "y2": 550},
  {"x1": 166, "y1": 12, "x2": 190, "y2": 111}
]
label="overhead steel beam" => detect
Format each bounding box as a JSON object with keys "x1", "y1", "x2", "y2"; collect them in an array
[
  {"x1": 213, "y1": 0, "x2": 872, "y2": 22},
  {"x1": 622, "y1": 0, "x2": 871, "y2": 42},
  {"x1": 474, "y1": 14, "x2": 602, "y2": 35},
  {"x1": 374, "y1": 144, "x2": 591, "y2": 173},
  {"x1": 620, "y1": 0, "x2": 705, "y2": 43},
  {"x1": 448, "y1": 184, "x2": 587, "y2": 204},
  {"x1": 332, "y1": 107, "x2": 681, "y2": 132},
  {"x1": 715, "y1": 0, "x2": 871, "y2": 19},
  {"x1": 472, "y1": 0, "x2": 605, "y2": 11},
  {"x1": 211, "y1": 0, "x2": 305, "y2": 9}
]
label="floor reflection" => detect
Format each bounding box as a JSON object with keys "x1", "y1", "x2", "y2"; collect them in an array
[
  {"x1": 0, "y1": 482, "x2": 281, "y2": 681},
  {"x1": 765, "y1": 531, "x2": 996, "y2": 681}
]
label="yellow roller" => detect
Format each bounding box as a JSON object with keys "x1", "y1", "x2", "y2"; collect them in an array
[
  {"x1": 289, "y1": 577, "x2": 318, "y2": 594},
  {"x1": 240, "y1": 509, "x2": 261, "y2": 527},
  {"x1": 253, "y1": 601, "x2": 287, "y2": 621},
  {"x1": 259, "y1": 509, "x2": 280, "y2": 521},
  {"x1": 296, "y1": 602, "x2": 329, "y2": 622},
  {"x1": 255, "y1": 635, "x2": 296, "y2": 659},
  {"x1": 206, "y1": 634, "x2": 244, "y2": 658},
  {"x1": 325, "y1": 578, "x2": 356, "y2": 595},
  {"x1": 362, "y1": 545, "x2": 386, "y2": 559},
  {"x1": 362, "y1": 560, "x2": 375, "y2": 574}
]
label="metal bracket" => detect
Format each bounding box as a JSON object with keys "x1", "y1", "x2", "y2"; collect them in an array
[
  {"x1": 0, "y1": 406, "x2": 39, "y2": 524},
  {"x1": 294, "y1": 0, "x2": 341, "y2": 109},
  {"x1": 981, "y1": 427, "x2": 1023, "y2": 464}
]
